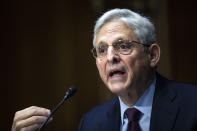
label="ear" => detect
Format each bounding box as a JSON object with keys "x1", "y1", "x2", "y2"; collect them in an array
[{"x1": 148, "y1": 43, "x2": 160, "y2": 68}]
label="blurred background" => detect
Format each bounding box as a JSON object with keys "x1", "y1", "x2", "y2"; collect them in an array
[{"x1": 1, "y1": 0, "x2": 197, "y2": 130}]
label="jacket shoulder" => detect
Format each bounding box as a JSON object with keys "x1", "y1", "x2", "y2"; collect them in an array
[
  {"x1": 78, "y1": 97, "x2": 120, "y2": 131},
  {"x1": 157, "y1": 73, "x2": 197, "y2": 104},
  {"x1": 81, "y1": 97, "x2": 119, "y2": 120}
]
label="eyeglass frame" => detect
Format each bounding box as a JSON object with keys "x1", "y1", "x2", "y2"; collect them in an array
[{"x1": 91, "y1": 39, "x2": 151, "y2": 59}]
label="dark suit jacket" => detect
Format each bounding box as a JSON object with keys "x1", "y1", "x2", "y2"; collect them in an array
[{"x1": 78, "y1": 74, "x2": 197, "y2": 131}]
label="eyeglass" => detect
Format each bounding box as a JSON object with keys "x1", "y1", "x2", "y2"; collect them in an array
[{"x1": 91, "y1": 39, "x2": 150, "y2": 59}]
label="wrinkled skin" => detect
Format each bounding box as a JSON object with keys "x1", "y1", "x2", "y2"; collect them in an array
[{"x1": 11, "y1": 106, "x2": 52, "y2": 131}]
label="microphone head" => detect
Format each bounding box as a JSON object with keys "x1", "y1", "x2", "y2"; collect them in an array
[{"x1": 65, "y1": 86, "x2": 77, "y2": 99}]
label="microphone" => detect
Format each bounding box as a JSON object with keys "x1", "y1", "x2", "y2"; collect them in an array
[{"x1": 37, "y1": 86, "x2": 77, "y2": 131}]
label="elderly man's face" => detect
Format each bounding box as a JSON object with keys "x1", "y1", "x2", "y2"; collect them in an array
[{"x1": 95, "y1": 20, "x2": 151, "y2": 95}]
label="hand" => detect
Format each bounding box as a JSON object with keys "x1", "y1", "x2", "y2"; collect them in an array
[{"x1": 11, "y1": 106, "x2": 52, "y2": 131}]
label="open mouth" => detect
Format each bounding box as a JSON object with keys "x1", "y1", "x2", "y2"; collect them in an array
[{"x1": 109, "y1": 69, "x2": 126, "y2": 78}]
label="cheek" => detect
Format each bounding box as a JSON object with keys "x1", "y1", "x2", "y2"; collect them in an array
[
  {"x1": 125, "y1": 56, "x2": 137, "y2": 72},
  {"x1": 124, "y1": 53, "x2": 144, "y2": 79},
  {"x1": 96, "y1": 61, "x2": 106, "y2": 80},
  {"x1": 129, "y1": 53, "x2": 149, "y2": 76}
]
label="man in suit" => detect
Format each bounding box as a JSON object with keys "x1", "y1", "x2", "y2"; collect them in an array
[
  {"x1": 77, "y1": 8, "x2": 197, "y2": 131},
  {"x1": 12, "y1": 9, "x2": 197, "y2": 131}
]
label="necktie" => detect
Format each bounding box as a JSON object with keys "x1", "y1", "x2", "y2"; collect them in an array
[{"x1": 125, "y1": 108, "x2": 141, "y2": 131}]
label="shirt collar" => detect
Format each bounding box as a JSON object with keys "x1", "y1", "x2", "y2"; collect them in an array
[{"x1": 119, "y1": 76, "x2": 156, "y2": 125}]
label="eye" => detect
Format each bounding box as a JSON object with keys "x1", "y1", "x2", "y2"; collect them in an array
[
  {"x1": 113, "y1": 40, "x2": 124, "y2": 50},
  {"x1": 97, "y1": 45, "x2": 107, "y2": 54},
  {"x1": 120, "y1": 43, "x2": 128, "y2": 49},
  {"x1": 119, "y1": 42, "x2": 132, "y2": 50}
]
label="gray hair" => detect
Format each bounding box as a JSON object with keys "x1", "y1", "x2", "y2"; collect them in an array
[{"x1": 93, "y1": 8, "x2": 156, "y2": 47}]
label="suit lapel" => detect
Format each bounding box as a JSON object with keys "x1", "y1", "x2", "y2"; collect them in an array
[
  {"x1": 150, "y1": 74, "x2": 179, "y2": 131},
  {"x1": 106, "y1": 97, "x2": 121, "y2": 131}
]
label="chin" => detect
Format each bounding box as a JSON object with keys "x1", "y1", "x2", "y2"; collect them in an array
[{"x1": 108, "y1": 83, "x2": 128, "y2": 95}]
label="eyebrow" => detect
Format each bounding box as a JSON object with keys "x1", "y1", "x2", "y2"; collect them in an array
[
  {"x1": 113, "y1": 37, "x2": 125, "y2": 43},
  {"x1": 97, "y1": 41, "x2": 107, "y2": 46},
  {"x1": 97, "y1": 37, "x2": 128, "y2": 46}
]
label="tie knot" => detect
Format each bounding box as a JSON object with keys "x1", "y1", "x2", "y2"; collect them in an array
[{"x1": 125, "y1": 108, "x2": 141, "y2": 122}]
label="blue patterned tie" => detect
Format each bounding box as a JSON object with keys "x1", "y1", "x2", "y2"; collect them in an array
[{"x1": 125, "y1": 108, "x2": 141, "y2": 131}]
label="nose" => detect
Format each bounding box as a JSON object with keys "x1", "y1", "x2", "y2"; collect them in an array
[{"x1": 106, "y1": 46, "x2": 120, "y2": 64}]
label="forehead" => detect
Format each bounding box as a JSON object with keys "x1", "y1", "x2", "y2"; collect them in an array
[{"x1": 96, "y1": 20, "x2": 138, "y2": 45}]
